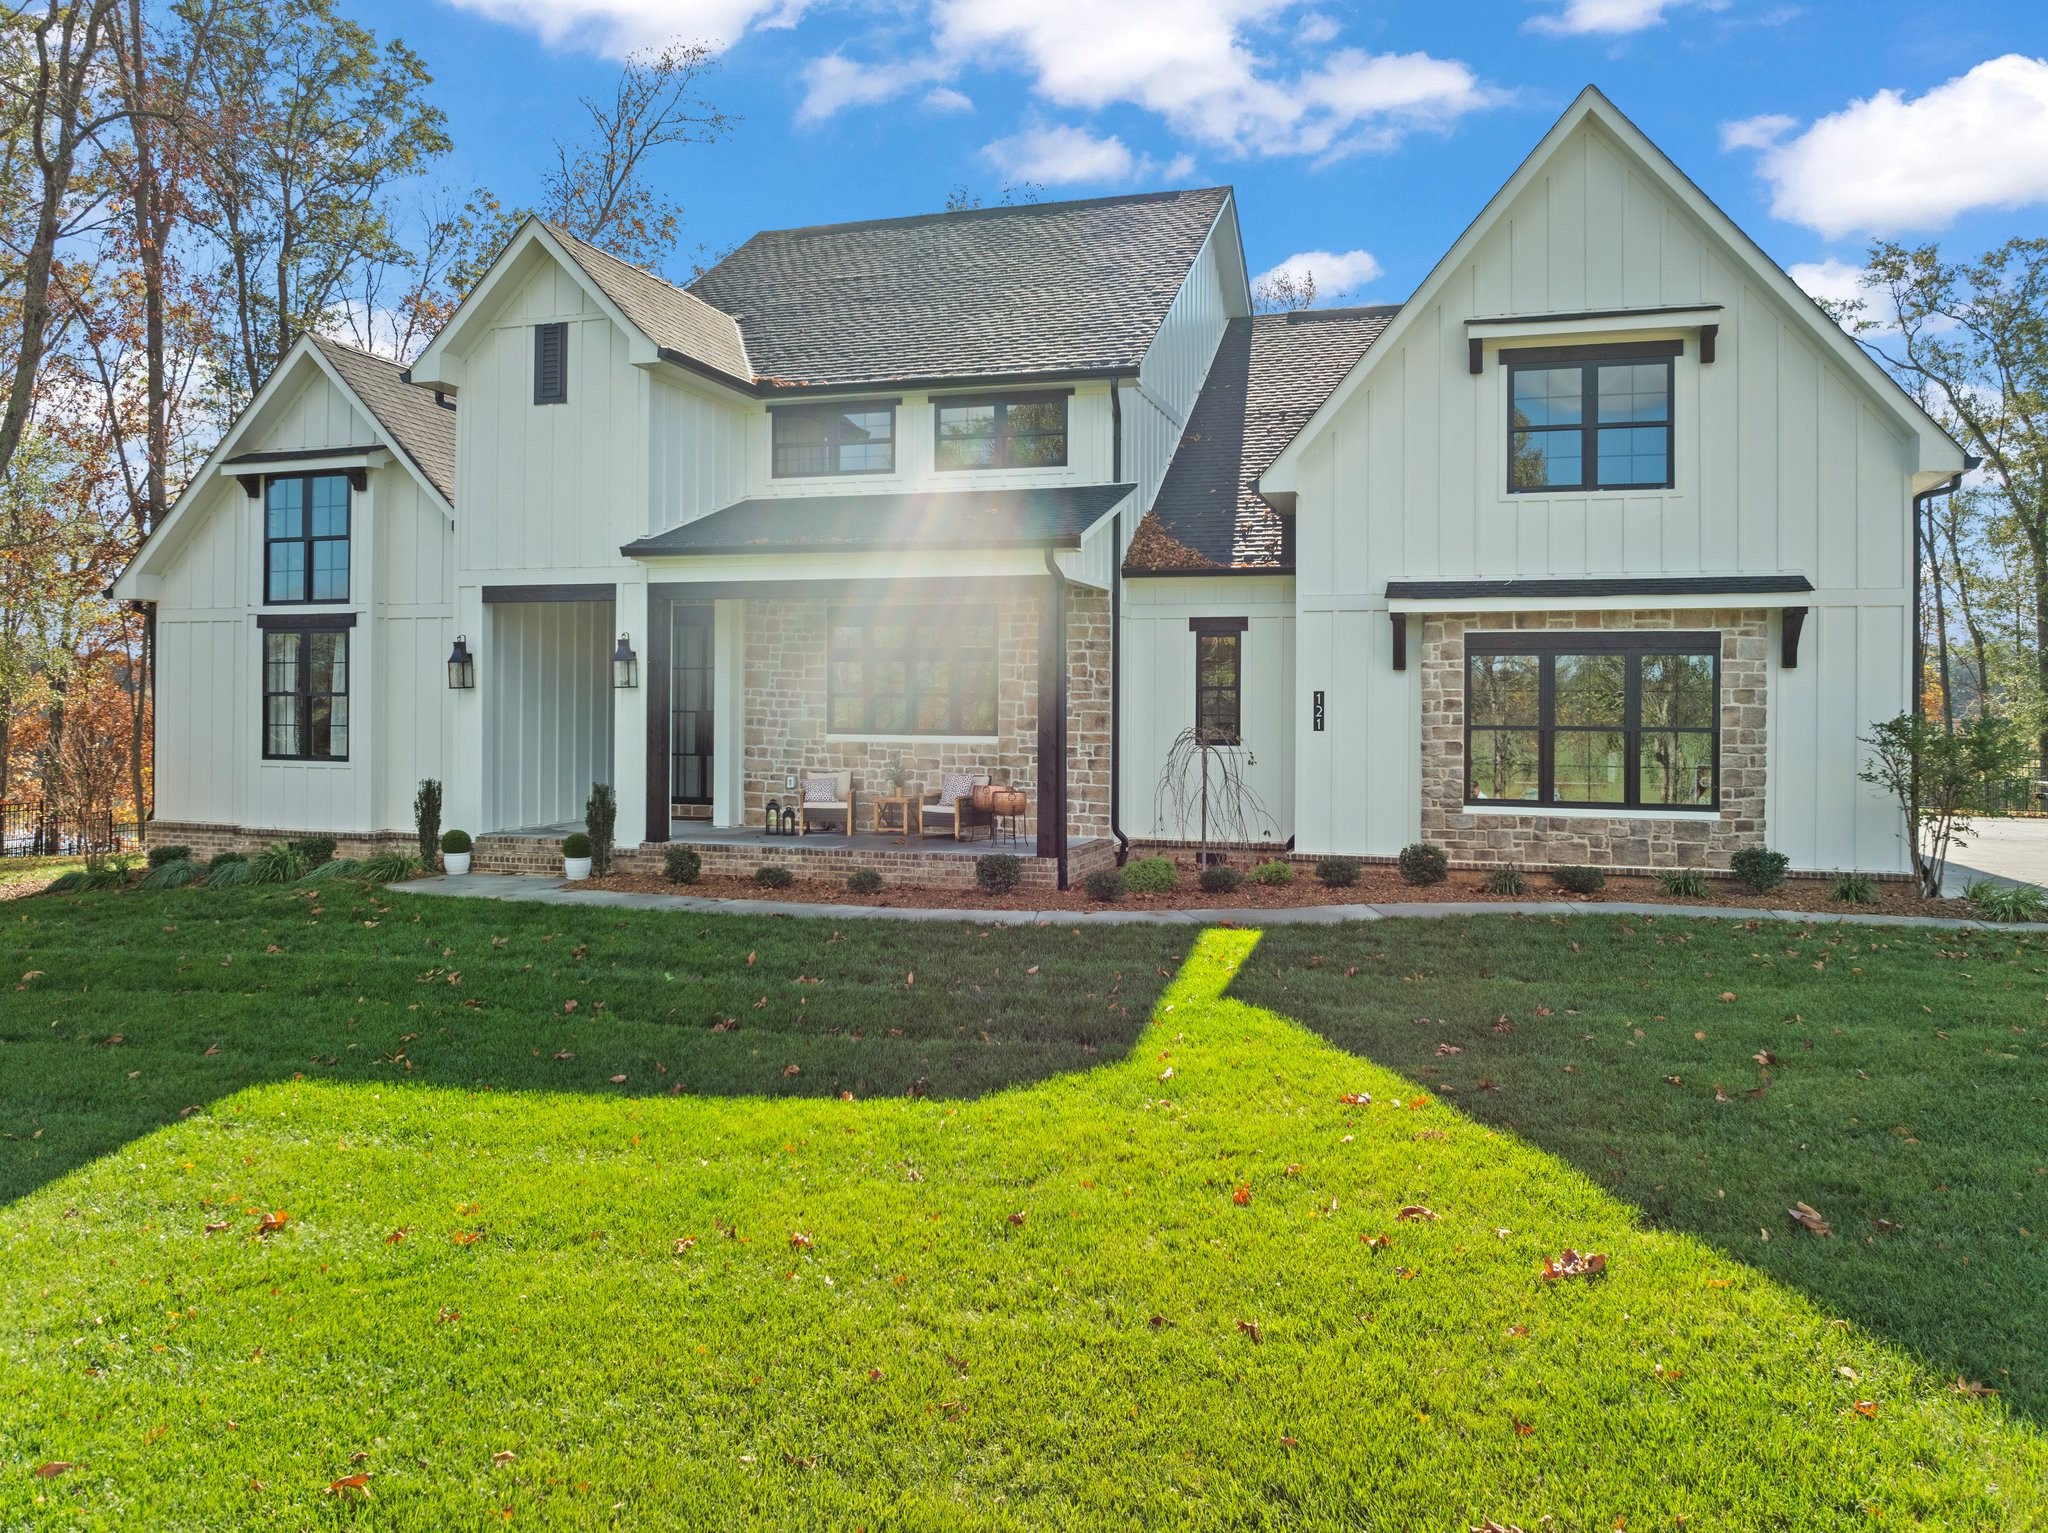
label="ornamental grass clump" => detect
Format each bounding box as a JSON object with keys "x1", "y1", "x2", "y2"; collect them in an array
[
  {"x1": 1659, "y1": 869, "x2": 1712, "y2": 900},
  {"x1": 139, "y1": 857, "x2": 206, "y2": 891},
  {"x1": 247, "y1": 842, "x2": 310, "y2": 885},
  {"x1": 1829, "y1": 873, "x2": 1877, "y2": 904},
  {"x1": 1481, "y1": 864, "x2": 1528, "y2": 896},
  {"x1": 359, "y1": 850, "x2": 425, "y2": 883}
]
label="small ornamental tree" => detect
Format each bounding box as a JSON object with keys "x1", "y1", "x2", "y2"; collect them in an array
[
  {"x1": 1860, "y1": 712, "x2": 2031, "y2": 898},
  {"x1": 1155, "y1": 728, "x2": 1277, "y2": 869},
  {"x1": 414, "y1": 779, "x2": 442, "y2": 866},
  {"x1": 585, "y1": 782, "x2": 618, "y2": 876}
]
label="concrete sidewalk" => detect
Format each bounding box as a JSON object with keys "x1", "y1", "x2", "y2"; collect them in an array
[{"x1": 392, "y1": 871, "x2": 2022, "y2": 932}]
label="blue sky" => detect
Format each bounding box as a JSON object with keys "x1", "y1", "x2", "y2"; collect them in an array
[{"x1": 348, "y1": 0, "x2": 2048, "y2": 308}]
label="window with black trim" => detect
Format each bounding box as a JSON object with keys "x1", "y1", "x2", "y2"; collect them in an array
[
  {"x1": 1465, "y1": 632, "x2": 1717, "y2": 809},
  {"x1": 935, "y1": 393, "x2": 1068, "y2": 470},
  {"x1": 534, "y1": 321, "x2": 567, "y2": 405},
  {"x1": 1191, "y1": 617, "x2": 1246, "y2": 745},
  {"x1": 264, "y1": 474, "x2": 350, "y2": 604},
  {"x1": 828, "y1": 605, "x2": 997, "y2": 736},
  {"x1": 773, "y1": 402, "x2": 896, "y2": 477},
  {"x1": 1508, "y1": 344, "x2": 1675, "y2": 493},
  {"x1": 263, "y1": 627, "x2": 350, "y2": 760}
]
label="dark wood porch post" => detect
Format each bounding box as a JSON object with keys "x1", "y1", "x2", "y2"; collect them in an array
[
  {"x1": 644, "y1": 586, "x2": 672, "y2": 845},
  {"x1": 1036, "y1": 557, "x2": 1069, "y2": 879}
]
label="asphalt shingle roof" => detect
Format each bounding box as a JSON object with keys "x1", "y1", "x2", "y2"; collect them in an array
[
  {"x1": 544, "y1": 223, "x2": 753, "y2": 386},
  {"x1": 1127, "y1": 306, "x2": 1397, "y2": 573},
  {"x1": 687, "y1": 189, "x2": 1233, "y2": 390},
  {"x1": 309, "y1": 334, "x2": 457, "y2": 506},
  {"x1": 620, "y1": 484, "x2": 1135, "y2": 558}
]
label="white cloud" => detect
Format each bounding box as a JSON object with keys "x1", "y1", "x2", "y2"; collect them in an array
[
  {"x1": 438, "y1": 0, "x2": 802, "y2": 55},
  {"x1": 1525, "y1": 0, "x2": 1686, "y2": 36},
  {"x1": 1786, "y1": 257, "x2": 1869, "y2": 312},
  {"x1": 981, "y1": 122, "x2": 1141, "y2": 185},
  {"x1": 930, "y1": 0, "x2": 1495, "y2": 159},
  {"x1": 1718, "y1": 113, "x2": 1794, "y2": 151},
  {"x1": 921, "y1": 86, "x2": 974, "y2": 113},
  {"x1": 1256, "y1": 247, "x2": 1383, "y2": 297},
  {"x1": 1729, "y1": 55, "x2": 2048, "y2": 237},
  {"x1": 798, "y1": 52, "x2": 947, "y2": 123}
]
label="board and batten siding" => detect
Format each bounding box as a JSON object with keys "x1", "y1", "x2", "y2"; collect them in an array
[
  {"x1": 483, "y1": 599, "x2": 615, "y2": 833},
  {"x1": 1122, "y1": 576, "x2": 1294, "y2": 846},
  {"x1": 148, "y1": 361, "x2": 453, "y2": 837},
  {"x1": 1290, "y1": 117, "x2": 1917, "y2": 872}
]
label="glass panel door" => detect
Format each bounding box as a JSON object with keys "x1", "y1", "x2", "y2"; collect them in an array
[{"x1": 670, "y1": 606, "x2": 714, "y2": 807}]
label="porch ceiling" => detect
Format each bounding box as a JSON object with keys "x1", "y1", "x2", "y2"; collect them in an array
[{"x1": 619, "y1": 483, "x2": 1133, "y2": 559}]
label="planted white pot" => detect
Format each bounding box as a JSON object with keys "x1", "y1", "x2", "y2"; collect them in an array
[
  {"x1": 563, "y1": 856, "x2": 592, "y2": 881},
  {"x1": 444, "y1": 851, "x2": 471, "y2": 876}
]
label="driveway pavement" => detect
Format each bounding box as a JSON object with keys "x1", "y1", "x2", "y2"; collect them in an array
[{"x1": 1944, "y1": 816, "x2": 2048, "y2": 893}]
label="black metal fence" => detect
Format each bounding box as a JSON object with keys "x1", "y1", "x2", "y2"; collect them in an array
[{"x1": 0, "y1": 802, "x2": 137, "y2": 857}]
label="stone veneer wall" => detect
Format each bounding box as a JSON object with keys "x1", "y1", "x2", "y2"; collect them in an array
[
  {"x1": 1419, "y1": 608, "x2": 1769, "y2": 872},
  {"x1": 741, "y1": 588, "x2": 1110, "y2": 843}
]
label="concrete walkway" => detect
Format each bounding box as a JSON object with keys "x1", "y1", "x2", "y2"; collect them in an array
[{"x1": 393, "y1": 871, "x2": 2026, "y2": 932}]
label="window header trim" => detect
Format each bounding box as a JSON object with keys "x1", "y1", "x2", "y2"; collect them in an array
[{"x1": 1499, "y1": 338, "x2": 1685, "y2": 367}]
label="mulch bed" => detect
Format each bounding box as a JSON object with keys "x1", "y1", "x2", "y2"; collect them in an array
[{"x1": 582, "y1": 862, "x2": 1973, "y2": 921}]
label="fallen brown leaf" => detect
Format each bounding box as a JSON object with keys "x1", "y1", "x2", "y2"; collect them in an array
[
  {"x1": 1397, "y1": 1204, "x2": 1438, "y2": 1221},
  {"x1": 1788, "y1": 1202, "x2": 1832, "y2": 1237},
  {"x1": 1537, "y1": 1248, "x2": 1607, "y2": 1281}
]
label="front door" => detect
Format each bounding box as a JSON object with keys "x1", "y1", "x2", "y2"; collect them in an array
[{"x1": 670, "y1": 606, "x2": 714, "y2": 809}]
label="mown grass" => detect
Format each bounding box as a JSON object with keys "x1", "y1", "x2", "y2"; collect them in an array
[{"x1": 1, "y1": 883, "x2": 2044, "y2": 1530}]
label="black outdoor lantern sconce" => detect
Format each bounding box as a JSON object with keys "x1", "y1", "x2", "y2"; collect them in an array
[
  {"x1": 612, "y1": 633, "x2": 638, "y2": 689},
  {"x1": 446, "y1": 634, "x2": 475, "y2": 690}
]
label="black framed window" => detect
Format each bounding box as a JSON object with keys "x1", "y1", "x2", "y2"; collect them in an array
[
  {"x1": 534, "y1": 321, "x2": 567, "y2": 405},
  {"x1": 1191, "y1": 617, "x2": 1245, "y2": 745},
  {"x1": 935, "y1": 393, "x2": 1069, "y2": 470},
  {"x1": 1465, "y1": 631, "x2": 1717, "y2": 810},
  {"x1": 264, "y1": 473, "x2": 350, "y2": 604},
  {"x1": 772, "y1": 402, "x2": 896, "y2": 477},
  {"x1": 263, "y1": 626, "x2": 350, "y2": 760},
  {"x1": 1508, "y1": 343, "x2": 1676, "y2": 493},
  {"x1": 828, "y1": 605, "x2": 997, "y2": 736}
]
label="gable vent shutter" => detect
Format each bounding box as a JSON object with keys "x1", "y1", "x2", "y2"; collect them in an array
[{"x1": 534, "y1": 321, "x2": 567, "y2": 405}]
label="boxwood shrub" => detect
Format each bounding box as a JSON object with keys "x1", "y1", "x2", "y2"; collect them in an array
[
  {"x1": 1198, "y1": 865, "x2": 1243, "y2": 895},
  {"x1": 1082, "y1": 868, "x2": 1126, "y2": 902},
  {"x1": 146, "y1": 844, "x2": 192, "y2": 868},
  {"x1": 1729, "y1": 847, "x2": 1789, "y2": 893},
  {"x1": 1554, "y1": 864, "x2": 1606, "y2": 895},
  {"x1": 1123, "y1": 856, "x2": 1178, "y2": 893},
  {"x1": 562, "y1": 832, "x2": 592, "y2": 859},
  {"x1": 755, "y1": 864, "x2": 794, "y2": 889},
  {"x1": 1251, "y1": 859, "x2": 1294, "y2": 886},
  {"x1": 1314, "y1": 856, "x2": 1361, "y2": 888},
  {"x1": 663, "y1": 845, "x2": 703, "y2": 884},
  {"x1": 976, "y1": 853, "x2": 1023, "y2": 894},
  {"x1": 847, "y1": 867, "x2": 883, "y2": 895},
  {"x1": 1396, "y1": 842, "x2": 1449, "y2": 886},
  {"x1": 440, "y1": 828, "x2": 473, "y2": 854}
]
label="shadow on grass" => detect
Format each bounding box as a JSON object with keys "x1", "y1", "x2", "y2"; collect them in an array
[
  {"x1": 1229, "y1": 912, "x2": 2048, "y2": 1424},
  {"x1": 0, "y1": 882, "x2": 1183, "y2": 1205}
]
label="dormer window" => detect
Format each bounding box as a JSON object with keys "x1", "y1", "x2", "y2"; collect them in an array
[
  {"x1": 1507, "y1": 341, "x2": 1677, "y2": 493},
  {"x1": 935, "y1": 393, "x2": 1068, "y2": 470},
  {"x1": 772, "y1": 401, "x2": 896, "y2": 477}
]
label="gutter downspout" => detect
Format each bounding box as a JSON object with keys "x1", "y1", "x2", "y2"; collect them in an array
[
  {"x1": 1108, "y1": 378, "x2": 1130, "y2": 867},
  {"x1": 1043, "y1": 546, "x2": 1070, "y2": 892}
]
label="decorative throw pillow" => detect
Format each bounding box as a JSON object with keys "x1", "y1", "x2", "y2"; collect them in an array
[
  {"x1": 938, "y1": 771, "x2": 977, "y2": 807},
  {"x1": 802, "y1": 774, "x2": 839, "y2": 804}
]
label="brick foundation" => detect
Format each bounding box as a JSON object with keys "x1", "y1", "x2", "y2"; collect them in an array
[
  {"x1": 1417, "y1": 608, "x2": 1770, "y2": 873},
  {"x1": 147, "y1": 821, "x2": 419, "y2": 862}
]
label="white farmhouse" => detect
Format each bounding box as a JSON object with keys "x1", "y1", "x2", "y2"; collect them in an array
[{"x1": 113, "y1": 89, "x2": 1964, "y2": 887}]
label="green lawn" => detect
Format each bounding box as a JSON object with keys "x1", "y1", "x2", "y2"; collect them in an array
[{"x1": 2, "y1": 883, "x2": 2044, "y2": 1529}]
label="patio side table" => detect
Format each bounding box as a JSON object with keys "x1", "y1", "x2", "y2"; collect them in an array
[{"x1": 871, "y1": 790, "x2": 921, "y2": 841}]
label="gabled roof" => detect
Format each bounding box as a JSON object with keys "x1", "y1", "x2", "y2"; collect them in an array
[
  {"x1": 543, "y1": 222, "x2": 752, "y2": 388},
  {"x1": 1260, "y1": 86, "x2": 1966, "y2": 501},
  {"x1": 620, "y1": 484, "x2": 1134, "y2": 558},
  {"x1": 689, "y1": 188, "x2": 1236, "y2": 390},
  {"x1": 308, "y1": 335, "x2": 456, "y2": 506},
  {"x1": 1125, "y1": 306, "x2": 1396, "y2": 574},
  {"x1": 111, "y1": 333, "x2": 454, "y2": 600}
]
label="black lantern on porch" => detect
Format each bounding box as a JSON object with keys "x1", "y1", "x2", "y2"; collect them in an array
[
  {"x1": 612, "y1": 633, "x2": 638, "y2": 689},
  {"x1": 764, "y1": 797, "x2": 783, "y2": 835},
  {"x1": 446, "y1": 634, "x2": 475, "y2": 690}
]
